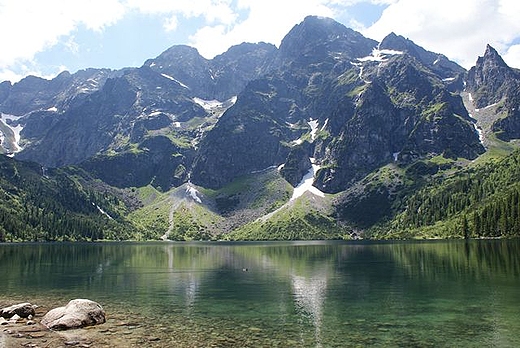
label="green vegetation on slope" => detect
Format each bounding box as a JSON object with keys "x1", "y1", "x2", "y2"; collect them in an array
[
  {"x1": 226, "y1": 192, "x2": 351, "y2": 241},
  {"x1": 0, "y1": 156, "x2": 142, "y2": 242},
  {"x1": 372, "y1": 150, "x2": 520, "y2": 239}
]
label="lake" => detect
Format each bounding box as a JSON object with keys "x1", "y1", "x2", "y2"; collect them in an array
[{"x1": 1, "y1": 240, "x2": 519, "y2": 347}]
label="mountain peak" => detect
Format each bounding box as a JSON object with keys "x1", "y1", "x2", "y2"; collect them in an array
[
  {"x1": 278, "y1": 16, "x2": 375, "y2": 62},
  {"x1": 480, "y1": 44, "x2": 508, "y2": 67},
  {"x1": 379, "y1": 32, "x2": 464, "y2": 79},
  {"x1": 467, "y1": 44, "x2": 518, "y2": 108}
]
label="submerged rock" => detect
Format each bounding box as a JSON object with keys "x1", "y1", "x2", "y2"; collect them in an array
[
  {"x1": 0, "y1": 302, "x2": 36, "y2": 319},
  {"x1": 41, "y1": 299, "x2": 106, "y2": 330}
]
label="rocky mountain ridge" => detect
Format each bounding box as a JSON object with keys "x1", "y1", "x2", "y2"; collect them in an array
[{"x1": 1, "y1": 15, "x2": 519, "y2": 241}]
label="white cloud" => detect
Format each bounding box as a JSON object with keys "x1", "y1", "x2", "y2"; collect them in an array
[
  {"x1": 2, "y1": 0, "x2": 519, "y2": 83},
  {"x1": 126, "y1": 0, "x2": 238, "y2": 27},
  {"x1": 503, "y1": 44, "x2": 520, "y2": 69},
  {"x1": 363, "y1": 0, "x2": 520, "y2": 69},
  {"x1": 189, "y1": 0, "x2": 340, "y2": 58},
  {"x1": 0, "y1": 0, "x2": 126, "y2": 81}
]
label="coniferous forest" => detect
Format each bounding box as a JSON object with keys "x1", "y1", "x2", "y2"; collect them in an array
[
  {"x1": 0, "y1": 156, "x2": 141, "y2": 242},
  {"x1": 380, "y1": 151, "x2": 520, "y2": 239}
]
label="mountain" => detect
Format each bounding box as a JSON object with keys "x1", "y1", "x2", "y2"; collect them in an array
[
  {"x1": 466, "y1": 45, "x2": 520, "y2": 141},
  {"x1": 1, "y1": 15, "x2": 520, "y2": 242}
]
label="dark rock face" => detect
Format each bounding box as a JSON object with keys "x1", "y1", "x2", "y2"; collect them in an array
[
  {"x1": 280, "y1": 144, "x2": 312, "y2": 187},
  {"x1": 144, "y1": 42, "x2": 276, "y2": 100},
  {"x1": 1, "y1": 303, "x2": 36, "y2": 319},
  {"x1": 210, "y1": 42, "x2": 278, "y2": 100},
  {"x1": 277, "y1": 15, "x2": 376, "y2": 65},
  {"x1": 313, "y1": 52, "x2": 483, "y2": 193},
  {"x1": 191, "y1": 16, "x2": 485, "y2": 192},
  {"x1": 467, "y1": 45, "x2": 519, "y2": 108},
  {"x1": 491, "y1": 86, "x2": 520, "y2": 140},
  {"x1": 467, "y1": 45, "x2": 520, "y2": 141},
  {"x1": 191, "y1": 77, "x2": 295, "y2": 189},
  {"x1": 0, "y1": 16, "x2": 501, "y2": 194},
  {"x1": 379, "y1": 33, "x2": 466, "y2": 81},
  {"x1": 80, "y1": 136, "x2": 190, "y2": 191}
]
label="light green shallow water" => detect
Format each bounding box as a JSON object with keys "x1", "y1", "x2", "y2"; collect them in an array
[{"x1": 1, "y1": 240, "x2": 519, "y2": 347}]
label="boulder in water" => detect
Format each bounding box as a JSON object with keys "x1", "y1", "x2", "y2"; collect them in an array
[
  {"x1": 41, "y1": 299, "x2": 105, "y2": 330},
  {"x1": 0, "y1": 303, "x2": 36, "y2": 319}
]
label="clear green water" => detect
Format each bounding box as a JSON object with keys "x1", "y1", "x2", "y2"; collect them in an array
[{"x1": 1, "y1": 240, "x2": 519, "y2": 347}]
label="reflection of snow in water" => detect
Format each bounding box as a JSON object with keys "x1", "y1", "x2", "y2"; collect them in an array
[
  {"x1": 292, "y1": 271, "x2": 328, "y2": 348},
  {"x1": 163, "y1": 246, "x2": 201, "y2": 313}
]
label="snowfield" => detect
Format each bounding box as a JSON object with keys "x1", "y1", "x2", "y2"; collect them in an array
[
  {"x1": 161, "y1": 73, "x2": 190, "y2": 89},
  {"x1": 291, "y1": 159, "x2": 325, "y2": 201},
  {"x1": 357, "y1": 48, "x2": 404, "y2": 62},
  {"x1": 0, "y1": 113, "x2": 24, "y2": 153}
]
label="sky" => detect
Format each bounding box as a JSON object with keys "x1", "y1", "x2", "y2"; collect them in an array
[{"x1": 1, "y1": 0, "x2": 520, "y2": 83}]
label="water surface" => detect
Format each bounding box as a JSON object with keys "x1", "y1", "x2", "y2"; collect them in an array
[{"x1": 1, "y1": 240, "x2": 519, "y2": 347}]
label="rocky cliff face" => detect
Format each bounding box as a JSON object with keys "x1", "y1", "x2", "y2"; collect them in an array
[
  {"x1": 0, "y1": 41, "x2": 274, "y2": 189},
  {"x1": 192, "y1": 16, "x2": 484, "y2": 193},
  {"x1": 467, "y1": 45, "x2": 519, "y2": 108},
  {"x1": 0, "y1": 15, "x2": 513, "y2": 197},
  {"x1": 466, "y1": 45, "x2": 520, "y2": 141}
]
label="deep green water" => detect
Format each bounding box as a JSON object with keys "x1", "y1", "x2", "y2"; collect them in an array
[{"x1": 1, "y1": 240, "x2": 519, "y2": 347}]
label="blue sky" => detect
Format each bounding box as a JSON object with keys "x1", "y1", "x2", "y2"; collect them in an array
[{"x1": 1, "y1": 0, "x2": 519, "y2": 82}]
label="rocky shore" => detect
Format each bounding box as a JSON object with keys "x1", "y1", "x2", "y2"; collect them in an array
[
  {"x1": 1, "y1": 300, "x2": 108, "y2": 348},
  {"x1": 0, "y1": 299, "x2": 201, "y2": 347}
]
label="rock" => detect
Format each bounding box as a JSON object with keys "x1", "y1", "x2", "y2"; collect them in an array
[
  {"x1": 41, "y1": 299, "x2": 106, "y2": 331},
  {"x1": 0, "y1": 317, "x2": 7, "y2": 325},
  {"x1": 280, "y1": 144, "x2": 312, "y2": 187},
  {"x1": 0, "y1": 302, "x2": 36, "y2": 319}
]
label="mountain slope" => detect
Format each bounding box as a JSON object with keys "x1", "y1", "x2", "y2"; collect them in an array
[
  {"x1": 0, "y1": 155, "x2": 141, "y2": 242},
  {"x1": 0, "y1": 16, "x2": 520, "y2": 241}
]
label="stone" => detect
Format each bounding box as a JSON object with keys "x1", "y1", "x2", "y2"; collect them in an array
[
  {"x1": 41, "y1": 299, "x2": 106, "y2": 331},
  {"x1": 0, "y1": 302, "x2": 36, "y2": 319}
]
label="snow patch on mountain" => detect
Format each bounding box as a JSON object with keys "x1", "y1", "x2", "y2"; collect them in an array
[
  {"x1": 472, "y1": 120, "x2": 485, "y2": 145},
  {"x1": 258, "y1": 159, "x2": 325, "y2": 223},
  {"x1": 358, "y1": 48, "x2": 404, "y2": 62},
  {"x1": 308, "y1": 119, "x2": 319, "y2": 141},
  {"x1": 475, "y1": 102, "x2": 498, "y2": 112},
  {"x1": 93, "y1": 203, "x2": 113, "y2": 220},
  {"x1": 0, "y1": 114, "x2": 24, "y2": 154},
  {"x1": 291, "y1": 159, "x2": 325, "y2": 201},
  {"x1": 193, "y1": 96, "x2": 237, "y2": 113},
  {"x1": 186, "y1": 182, "x2": 202, "y2": 203},
  {"x1": 193, "y1": 98, "x2": 223, "y2": 110},
  {"x1": 161, "y1": 73, "x2": 190, "y2": 89}
]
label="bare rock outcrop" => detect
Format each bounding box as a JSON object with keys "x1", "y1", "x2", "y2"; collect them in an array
[{"x1": 41, "y1": 299, "x2": 106, "y2": 330}]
